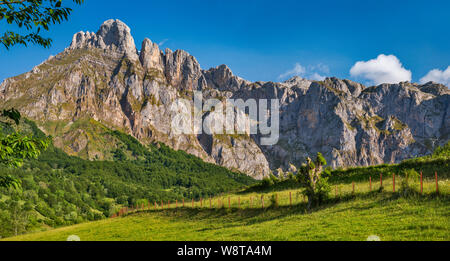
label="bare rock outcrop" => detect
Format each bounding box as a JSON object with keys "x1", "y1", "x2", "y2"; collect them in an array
[{"x1": 1, "y1": 19, "x2": 448, "y2": 179}]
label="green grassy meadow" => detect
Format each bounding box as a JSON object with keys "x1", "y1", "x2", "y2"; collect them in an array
[{"x1": 5, "y1": 178, "x2": 449, "y2": 241}]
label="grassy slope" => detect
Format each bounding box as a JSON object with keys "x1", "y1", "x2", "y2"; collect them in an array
[
  {"x1": 2, "y1": 121, "x2": 448, "y2": 240},
  {"x1": 0, "y1": 119, "x2": 255, "y2": 237},
  {"x1": 6, "y1": 180, "x2": 449, "y2": 241}
]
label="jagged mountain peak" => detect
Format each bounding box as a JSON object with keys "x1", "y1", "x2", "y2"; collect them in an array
[
  {"x1": 139, "y1": 37, "x2": 164, "y2": 71},
  {"x1": 418, "y1": 81, "x2": 450, "y2": 96},
  {"x1": 69, "y1": 19, "x2": 138, "y2": 60},
  {"x1": 0, "y1": 19, "x2": 449, "y2": 179}
]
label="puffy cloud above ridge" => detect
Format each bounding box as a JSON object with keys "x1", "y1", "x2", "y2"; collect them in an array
[
  {"x1": 350, "y1": 54, "x2": 412, "y2": 85},
  {"x1": 420, "y1": 66, "x2": 450, "y2": 87}
]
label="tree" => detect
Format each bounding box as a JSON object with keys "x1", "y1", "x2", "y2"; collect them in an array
[
  {"x1": 0, "y1": 0, "x2": 83, "y2": 187},
  {"x1": 297, "y1": 152, "x2": 331, "y2": 209},
  {"x1": 0, "y1": 109, "x2": 49, "y2": 188},
  {"x1": 4, "y1": 197, "x2": 34, "y2": 236},
  {"x1": 0, "y1": 0, "x2": 84, "y2": 49}
]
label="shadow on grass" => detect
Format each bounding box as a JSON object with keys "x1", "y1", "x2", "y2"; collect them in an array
[
  {"x1": 121, "y1": 190, "x2": 448, "y2": 229},
  {"x1": 237, "y1": 180, "x2": 299, "y2": 194}
]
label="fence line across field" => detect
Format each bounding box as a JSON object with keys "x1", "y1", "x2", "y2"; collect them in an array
[{"x1": 111, "y1": 172, "x2": 443, "y2": 218}]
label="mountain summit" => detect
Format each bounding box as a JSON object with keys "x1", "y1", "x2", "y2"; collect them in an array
[
  {"x1": 1, "y1": 20, "x2": 449, "y2": 179},
  {"x1": 69, "y1": 19, "x2": 139, "y2": 60}
]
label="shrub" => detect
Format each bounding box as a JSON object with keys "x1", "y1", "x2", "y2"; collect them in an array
[
  {"x1": 261, "y1": 177, "x2": 274, "y2": 188},
  {"x1": 297, "y1": 152, "x2": 331, "y2": 209},
  {"x1": 322, "y1": 167, "x2": 332, "y2": 178},
  {"x1": 287, "y1": 172, "x2": 295, "y2": 180},
  {"x1": 269, "y1": 174, "x2": 279, "y2": 184}
]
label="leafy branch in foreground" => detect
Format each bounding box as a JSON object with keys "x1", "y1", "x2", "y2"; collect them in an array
[
  {"x1": 0, "y1": 0, "x2": 84, "y2": 49},
  {"x1": 0, "y1": 108, "x2": 49, "y2": 188}
]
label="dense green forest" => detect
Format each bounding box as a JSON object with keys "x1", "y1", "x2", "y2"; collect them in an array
[{"x1": 0, "y1": 119, "x2": 255, "y2": 238}]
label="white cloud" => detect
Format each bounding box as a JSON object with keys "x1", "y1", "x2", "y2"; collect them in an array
[
  {"x1": 419, "y1": 66, "x2": 450, "y2": 87},
  {"x1": 278, "y1": 63, "x2": 305, "y2": 79},
  {"x1": 158, "y1": 39, "x2": 169, "y2": 46},
  {"x1": 278, "y1": 63, "x2": 328, "y2": 81},
  {"x1": 350, "y1": 54, "x2": 412, "y2": 85},
  {"x1": 310, "y1": 63, "x2": 330, "y2": 74},
  {"x1": 310, "y1": 72, "x2": 326, "y2": 81}
]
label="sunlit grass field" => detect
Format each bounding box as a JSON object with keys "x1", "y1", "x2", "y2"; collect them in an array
[{"x1": 4, "y1": 178, "x2": 449, "y2": 241}]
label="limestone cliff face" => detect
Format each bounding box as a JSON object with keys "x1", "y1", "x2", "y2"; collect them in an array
[{"x1": 1, "y1": 19, "x2": 449, "y2": 178}]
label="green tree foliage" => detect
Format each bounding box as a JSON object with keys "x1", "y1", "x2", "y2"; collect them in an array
[
  {"x1": 269, "y1": 173, "x2": 279, "y2": 184},
  {"x1": 432, "y1": 142, "x2": 450, "y2": 158},
  {"x1": 0, "y1": 109, "x2": 49, "y2": 189},
  {"x1": 0, "y1": 0, "x2": 84, "y2": 49},
  {"x1": 0, "y1": 119, "x2": 255, "y2": 237},
  {"x1": 261, "y1": 177, "x2": 274, "y2": 188},
  {"x1": 0, "y1": 194, "x2": 34, "y2": 236},
  {"x1": 297, "y1": 152, "x2": 331, "y2": 209}
]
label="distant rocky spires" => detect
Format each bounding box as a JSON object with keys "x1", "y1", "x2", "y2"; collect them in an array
[
  {"x1": 66, "y1": 19, "x2": 449, "y2": 97},
  {"x1": 139, "y1": 38, "x2": 164, "y2": 71},
  {"x1": 202, "y1": 64, "x2": 250, "y2": 92},
  {"x1": 69, "y1": 19, "x2": 139, "y2": 60},
  {"x1": 69, "y1": 19, "x2": 205, "y2": 91}
]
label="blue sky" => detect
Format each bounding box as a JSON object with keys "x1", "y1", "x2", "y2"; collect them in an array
[{"x1": 1, "y1": 0, "x2": 449, "y2": 86}]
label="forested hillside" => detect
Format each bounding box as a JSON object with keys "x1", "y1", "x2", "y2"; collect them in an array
[{"x1": 0, "y1": 119, "x2": 255, "y2": 238}]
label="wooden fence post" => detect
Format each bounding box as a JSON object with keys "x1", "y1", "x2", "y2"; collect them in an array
[
  {"x1": 393, "y1": 174, "x2": 395, "y2": 192},
  {"x1": 369, "y1": 176, "x2": 372, "y2": 192},
  {"x1": 182, "y1": 198, "x2": 185, "y2": 207},
  {"x1": 154, "y1": 202, "x2": 157, "y2": 209},
  {"x1": 435, "y1": 172, "x2": 439, "y2": 194},
  {"x1": 200, "y1": 198, "x2": 203, "y2": 207},
  {"x1": 176, "y1": 199, "x2": 178, "y2": 208},
  {"x1": 192, "y1": 198, "x2": 194, "y2": 208},
  {"x1": 250, "y1": 197, "x2": 253, "y2": 207},
  {"x1": 261, "y1": 195, "x2": 264, "y2": 208},
  {"x1": 209, "y1": 196, "x2": 212, "y2": 208},
  {"x1": 420, "y1": 171, "x2": 423, "y2": 194},
  {"x1": 228, "y1": 197, "x2": 231, "y2": 208},
  {"x1": 352, "y1": 182, "x2": 355, "y2": 194},
  {"x1": 168, "y1": 200, "x2": 170, "y2": 209},
  {"x1": 161, "y1": 200, "x2": 164, "y2": 209},
  {"x1": 289, "y1": 192, "x2": 292, "y2": 207}
]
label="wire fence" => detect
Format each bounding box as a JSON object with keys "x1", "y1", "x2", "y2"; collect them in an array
[{"x1": 111, "y1": 171, "x2": 446, "y2": 218}]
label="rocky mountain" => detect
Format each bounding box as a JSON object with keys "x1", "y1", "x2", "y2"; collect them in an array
[{"x1": 1, "y1": 19, "x2": 449, "y2": 179}]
